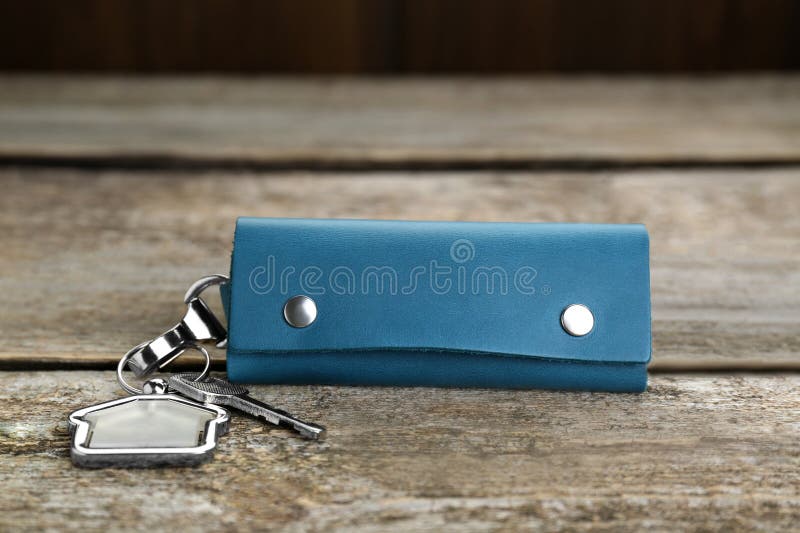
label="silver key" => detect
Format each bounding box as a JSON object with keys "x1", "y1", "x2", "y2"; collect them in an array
[{"x1": 168, "y1": 374, "x2": 326, "y2": 440}]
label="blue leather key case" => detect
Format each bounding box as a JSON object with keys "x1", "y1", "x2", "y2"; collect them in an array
[{"x1": 222, "y1": 218, "x2": 651, "y2": 391}]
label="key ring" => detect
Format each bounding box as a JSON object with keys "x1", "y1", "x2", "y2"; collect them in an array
[
  {"x1": 117, "y1": 341, "x2": 211, "y2": 395},
  {"x1": 125, "y1": 274, "x2": 229, "y2": 377}
]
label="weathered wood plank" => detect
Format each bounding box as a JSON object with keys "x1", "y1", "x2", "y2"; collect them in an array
[
  {"x1": 1, "y1": 76, "x2": 800, "y2": 165},
  {"x1": 1, "y1": 168, "x2": 798, "y2": 369},
  {"x1": 0, "y1": 372, "x2": 797, "y2": 531}
]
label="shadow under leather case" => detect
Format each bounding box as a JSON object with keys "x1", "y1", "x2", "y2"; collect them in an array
[{"x1": 221, "y1": 218, "x2": 651, "y2": 391}]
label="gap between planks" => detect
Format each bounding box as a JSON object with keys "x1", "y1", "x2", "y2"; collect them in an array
[
  {"x1": 1, "y1": 354, "x2": 798, "y2": 373},
  {"x1": 3, "y1": 154, "x2": 800, "y2": 173}
]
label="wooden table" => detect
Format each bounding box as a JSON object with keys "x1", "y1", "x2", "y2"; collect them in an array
[{"x1": 1, "y1": 76, "x2": 798, "y2": 531}]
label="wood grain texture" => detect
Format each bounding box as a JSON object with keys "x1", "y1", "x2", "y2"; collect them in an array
[
  {"x1": 1, "y1": 76, "x2": 800, "y2": 165},
  {"x1": 0, "y1": 371, "x2": 797, "y2": 531},
  {"x1": 1, "y1": 168, "x2": 798, "y2": 369}
]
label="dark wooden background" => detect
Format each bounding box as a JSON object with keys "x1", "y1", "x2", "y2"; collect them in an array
[{"x1": 1, "y1": 0, "x2": 799, "y2": 73}]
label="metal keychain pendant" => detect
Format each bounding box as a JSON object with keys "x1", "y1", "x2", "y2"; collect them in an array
[
  {"x1": 68, "y1": 385, "x2": 230, "y2": 468},
  {"x1": 68, "y1": 342, "x2": 228, "y2": 468}
]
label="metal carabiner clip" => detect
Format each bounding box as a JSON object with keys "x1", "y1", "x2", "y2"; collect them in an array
[{"x1": 125, "y1": 275, "x2": 229, "y2": 377}]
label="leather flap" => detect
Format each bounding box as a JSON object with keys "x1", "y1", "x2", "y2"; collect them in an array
[{"x1": 226, "y1": 218, "x2": 651, "y2": 365}]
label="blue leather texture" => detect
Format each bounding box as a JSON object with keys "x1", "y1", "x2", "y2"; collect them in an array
[{"x1": 224, "y1": 217, "x2": 651, "y2": 391}]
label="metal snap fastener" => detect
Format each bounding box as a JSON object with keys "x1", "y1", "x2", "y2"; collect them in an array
[
  {"x1": 560, "y1": 304, "x2": 594, "y2": 336},
  {"x1": 283, "y1": 295, "x2": 317, "y2": 328}
]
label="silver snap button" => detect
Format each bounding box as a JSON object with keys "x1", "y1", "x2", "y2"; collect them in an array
[
  {"x1": 283, "y1": 295, "x2": 317, "y2": 328},
  {"x1": 561, "y1": 304, "x2": 594, "y2": 336}
]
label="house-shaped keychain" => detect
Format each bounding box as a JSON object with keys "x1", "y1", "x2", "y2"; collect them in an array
[{"x1": 69, "y1": 391, "x2": 229, "y2": 468}]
